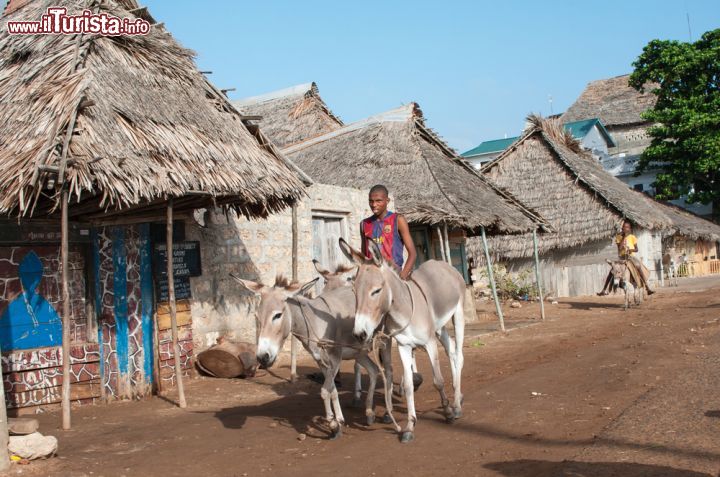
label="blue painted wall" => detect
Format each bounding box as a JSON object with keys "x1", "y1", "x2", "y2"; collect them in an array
[
  {"x1": 0, "y1": 251, "x2": 63, "y2": 350},
  {"x1": 112, "y1": 227, "x2": 129, "y2": 375},
  {"x1": 139, "y1": 224, "x2": 154, "y2": 384}
]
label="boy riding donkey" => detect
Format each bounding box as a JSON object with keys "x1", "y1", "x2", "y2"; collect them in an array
[
  {"x1": 361, "y1": 185, "x2": 423, "y2": 391},
  {"x1": 598, "y1": 220, "x2": 655, "y2": 296}
]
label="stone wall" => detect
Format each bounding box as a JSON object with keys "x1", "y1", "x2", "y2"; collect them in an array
[{"x1": 188, "y1": 183, "x2": 369, "y2": 350}]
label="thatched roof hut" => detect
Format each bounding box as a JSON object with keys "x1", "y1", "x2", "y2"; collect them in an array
[
  {"x1": 651, "y1": 199, "x2": 720, "y2": 242},
  {"x1": 0, "y1": 0, "x2": 306, "y2": 221},
  {"x1": 561, "y1": 74, "x2": 657, "y2": 127},
  {"x1": 233, "y1": 83, "x2": 343, "y2": 149},
  {"x1": 283, "y1": 103, "x2": 542, "y2": 234},
  {"x1": 474, "y1": 115, "x2": 671, "y2": 259}
]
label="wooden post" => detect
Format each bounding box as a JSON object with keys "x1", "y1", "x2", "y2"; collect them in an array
[
  {"x1": 290, "y1": 203, "x2": 298, "y2": 383},
  {"x1": 61, "y1": 189, "x2": 72, "y2": 429},
  {"x1": 167, "y1": 199, "x2": 187, "y2": 408},
  {"x1": 152, "y1": 309, "x2": 163, "y2": 395},
  {"x1": 532, "y1": 228, "x2": 546, "y2": 321},
  {"x1": 0, "y1": 343, "x2": 8, "y2": 471},
  {"x1": 442, "y1": 223, "x2": 452, "y2": 265},
  {"x1": 481, "y1": 226, "x2": 505, "y2": 332},
  {"x1": 436, "y1": 227, "x2": 446, "y2": 263}
]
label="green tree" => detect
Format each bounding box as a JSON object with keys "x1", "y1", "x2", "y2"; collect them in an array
[{"x1": 630, "y1": 29, "x2": 720, "y2": 219}]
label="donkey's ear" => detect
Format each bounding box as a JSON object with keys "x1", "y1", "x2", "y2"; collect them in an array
[
  {"x1": 230, "y1": 274, "x2": 265, "y2": 294},
  {"x1": 296, "y1": 277, "x2": 319, "y2": 296},
  {"x1": 367, "y1": 239, "x2": 383, "y2": 267},
  {"x1": 339, "y1": 238, "x2": 366, "y2": 265},
  {"x1": 312, "y1": 259, "x2": 330, "y2": 278}
]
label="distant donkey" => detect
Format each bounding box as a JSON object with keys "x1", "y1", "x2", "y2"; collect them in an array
[{"x1": 605, "y1": 259, "x2": 645, "y2": 310}]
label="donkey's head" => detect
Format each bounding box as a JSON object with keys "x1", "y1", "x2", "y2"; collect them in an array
[
  {"x1": 312, "y1": 259, "x2": 357, "y2": 291},
  {"x1": 606, "y1": 259, "x2": 628, "y2": 290},
  {"x1": 230, "y1": 274, "x2": 317, "y2": 369},
  {"x1": 339, "y1": 238, "x2": 392, "y2": 345}
]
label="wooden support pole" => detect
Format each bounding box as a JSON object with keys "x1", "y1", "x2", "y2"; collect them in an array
[
  {"x1": 532, "y1": 228, "x2": 546, "y2": 321},
  {"x1": 442, "y1": 223, "x2": 452, "y2": 265},
  {"x1": 167, "y1": 199, "x2": 187, "y2": 408},
  {"x1": 0, "y1": 345, "x2": 8, "y2": 471},
  {"x1": 436, "y1": 227, "x2": 446, "y2": 263},
  {"x1": 61, "y1": 189, "x2": 72, "y2": 429},
  {"x1": 290, "y1": 203, "x2": 299, "y2": 383},
  {"x1": 481, "y1": 226, "x2": 505, "y2": 332}
]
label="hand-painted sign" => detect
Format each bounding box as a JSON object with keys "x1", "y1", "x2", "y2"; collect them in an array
[
  {"x1": 152, "y1": 241, "x2": 201, "y2": 302},
  {"x1": 153, "y1": 241, "x2": 201, "y2": 278},
  {"x1": 156, "y1": 276, "x2": 192, "y2": 302},
  {"x1": 0, "y1": 221, "x2": 91, "y2": 244}
]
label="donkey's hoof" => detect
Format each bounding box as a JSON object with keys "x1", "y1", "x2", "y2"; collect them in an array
[
  {"x1": 453, "y1": 408, "x2": 463, "y2": 419},
  {"x1": 400, "y1": 431, "x2": 415, "y2": 443},
  {"x1": 329, "y1": 427, "x2": 343, "y2": 440},
  {"x1": 366, "y1": 414, "x2": 375, "y2": 426},
  {"x1": 382, "y1": 413, "x2": 393, "y2": 424},
  {"x1": 351, "y1": 397, "x2": 363, "y2": 408}
]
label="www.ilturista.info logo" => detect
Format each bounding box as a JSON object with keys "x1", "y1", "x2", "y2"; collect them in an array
[{"x1": 6, "y1": 7, "x2": 151, "y2": 36}]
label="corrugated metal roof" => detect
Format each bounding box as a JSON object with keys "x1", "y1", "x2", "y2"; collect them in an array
[
  {"x1": 563, "y1": 118, "x2": 616, "y2": 147},
  {"x1": 461, "y1": 137, "x2": 518, "y2": 157}
]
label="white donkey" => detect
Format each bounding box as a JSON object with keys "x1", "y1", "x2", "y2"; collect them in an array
[
  {"x1": 339, "y1": 238, "x2": 465, "y2": 443},
  {"x1": 231, "y1": 272, "x2": 388, "y2": 439}
]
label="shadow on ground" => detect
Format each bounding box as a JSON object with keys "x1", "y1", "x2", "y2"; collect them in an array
[
  {"x1": 485, "y1": 459, "x2": 712, "y2": 477},
  {"x1": 194, "y1": 364, "x2": 413, "y2": 439},
  {"x1": 563, "y1": 300, "x2": 633, "y2": 311}
]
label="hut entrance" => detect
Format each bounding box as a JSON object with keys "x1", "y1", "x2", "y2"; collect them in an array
[
  {"x1": 0, "y1": 221, "x2": 100, "y2": 411},
  {"x1": 410, "y1": 226, "x2": 470, "y2": 284},
  {"x1": 312, "y1": 212, "x2": 351, "y2": 293}
]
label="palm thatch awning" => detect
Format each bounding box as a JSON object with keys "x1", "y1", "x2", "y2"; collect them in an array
[
  {"x1": 0, "y1": 0, "x2": 306, "y2": 221},
  {"x1": 649, "y1": 199, "x2": 720, "y2": 242},
  {"x1": 282, "y1": 103, "x2": 543, "y2": 234},
  {"x1": 561, "y1": 74, "x2": 657, "y2": 127},
  {"x1": 233, "y1": 82, "x2": 343, "y2": 149},
  {"x1": 471, "y1": 116, "x2": 672, "y2": 259}
]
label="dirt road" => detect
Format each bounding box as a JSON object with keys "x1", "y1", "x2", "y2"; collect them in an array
[{"x1": 14, "y1": 277, "x2": 720, "y2": 477}]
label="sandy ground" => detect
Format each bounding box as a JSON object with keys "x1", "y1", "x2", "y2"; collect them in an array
[{"x1": 9, "y1": 276, "x2": 720, "y2": 477}]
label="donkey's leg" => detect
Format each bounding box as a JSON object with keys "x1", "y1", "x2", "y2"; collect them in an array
[
  {"x1": 623, "y1": 279, "x2": 629, "y2": 310},
  {"x1": 321, "y1": 363, "x2": 343, "y2": 439},
  {"x1": 398, "y1": 344, "x2": 417, "y2": 443},
  {"x1": 451, "y1": 301, "x2": 465, "y2": 417},
  {"x1": 328, "y1": 360, "x2": 346, "y2": 438},
  {"x1": 319, "y1": 366, "x2": 336, "y2": 434},
  {"x1": 380, "y1": 336, "x2": 395, "y2": 424},
  {"x1": 351, "y1": 361, "x2": 363, "y2": 408},
  {"x1": 436, "y1": 328, "x2": 458, "y2": 410},
  {"x1": 425, "y1": 338, "x2": 453, "y2": 422},
  {"x1": 355, "y1": 354, "x2": 379, "y2": 426}
]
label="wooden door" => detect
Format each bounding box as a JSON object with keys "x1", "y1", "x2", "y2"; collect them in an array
[{"x1": 312, "y1": 215, "x2": 348, "y2": 293}]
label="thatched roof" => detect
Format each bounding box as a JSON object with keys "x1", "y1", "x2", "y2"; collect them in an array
[
  {"x1": 650, "y1": 199, "x2": 720, "y2": 242},
  {"x1": 0, "y1": 0, "x2": 306, "y2": 220},
  {"x1": 283, "y1": 103, "x2": 543, "y2": 234},
  {"x1": 233, "y1": 83, "x2": 343, "y2": 149},
  {"x1": 473, "y1": 116, "x2": 671, "y2": 259},
  {"x1": 561, "y1": 74, "x2": 657, "y2": 127}
]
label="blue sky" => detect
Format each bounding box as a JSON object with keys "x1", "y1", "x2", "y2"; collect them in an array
[{"x1": 9, "y1": 0, "x2": 719, "y2": 152}]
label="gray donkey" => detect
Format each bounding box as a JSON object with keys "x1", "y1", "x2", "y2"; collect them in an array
[
  {"x1": 340, "y1": 237, "x2": 465, "y2": 443},
  {"x1": 231, "y1": 271, "x2": 389, "y2": 439}
]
